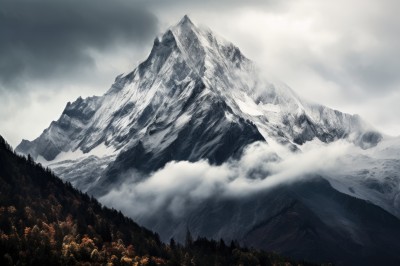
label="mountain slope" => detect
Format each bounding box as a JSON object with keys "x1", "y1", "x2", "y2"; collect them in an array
[
  {"x1": 0, "y1": 135, "x2": 311, "y2": 266},
  {"x1": 242, "y1": 179, "x2": 400, "y2": 265},
  {"x1": 0, "y1": 136, "x2": 167, "y2": 265},
  {"x1": 127, "y1": 177, "x2": 400, "y2": 266},
  {"x1": 325, "y1": 136, "x2": 400, "y2": 217}
]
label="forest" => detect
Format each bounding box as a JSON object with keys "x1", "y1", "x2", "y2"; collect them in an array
[{"x1": 0, "y1": 136, "x2": 316, "y2": 265}]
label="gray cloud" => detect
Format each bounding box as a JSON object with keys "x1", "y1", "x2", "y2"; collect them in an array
[
  {"x1": 0, "y1": 0, "x2": 159, "y2": 146},
  {"x1": 0, "y1": 0, "x2": 399, "y2": 146},
  {"x1": 305, "y1": 5, "x2": 400, "y2": 96},
  {"x1": 0, "y1": 0, "x2": 157, "y2": 89},
  {"x1": 144, "y1": 0, "x2": 289, "y2": 10}
]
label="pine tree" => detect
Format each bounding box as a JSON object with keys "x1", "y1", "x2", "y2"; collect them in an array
[{"x1": 185, "y1": 228, "x2": 193, "y2": 248}]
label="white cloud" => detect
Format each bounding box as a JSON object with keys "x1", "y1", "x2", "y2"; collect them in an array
[{"x1": 99, "y1": 140, "x2": 352, "y2": 218}]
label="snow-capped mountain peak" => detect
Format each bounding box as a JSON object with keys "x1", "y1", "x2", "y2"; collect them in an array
[
  {"x1": 12, "y1": 16, "x2": 400, "y2": 265},
  {"x1": 16, "y1": 16, "x2": 381, "y2": 193}
]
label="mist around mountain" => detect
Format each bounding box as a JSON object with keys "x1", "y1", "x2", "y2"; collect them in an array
[
  {"x1": 99, "y1": 140, "x2": 400, "y2": 265},
  {"x1": 13, "y1": 16, "x2": 400, "y2": 265}
]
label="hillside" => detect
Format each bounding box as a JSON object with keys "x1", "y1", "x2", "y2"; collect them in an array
[{"x1": 0, "y1": 135, "x2": 312, "y2": 265}]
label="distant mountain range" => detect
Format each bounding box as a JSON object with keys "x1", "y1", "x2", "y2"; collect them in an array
[{"x1": 15, "y1": 16, "x2": 400, "y2": 265}]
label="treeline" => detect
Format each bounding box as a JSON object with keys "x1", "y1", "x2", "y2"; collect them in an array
[{"x1": 0, "y1": 136, "x2": 315, "y2": 265}]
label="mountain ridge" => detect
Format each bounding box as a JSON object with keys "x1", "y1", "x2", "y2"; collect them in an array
[
  {"x1": 16, "y1": 16, "x2": 380, "y2": 175},
  {"x1": 12, "y1": 16, "x2": 400, "y2": 265}
]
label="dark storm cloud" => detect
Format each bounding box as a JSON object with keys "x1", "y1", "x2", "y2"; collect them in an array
[
  {"x1": 0, "y1": 0, "x2": 158, "y2": 89},
  {"x1": 145, "y1": 0, "x2": 288, "y2": 9},
  {"x1": 1, "y1": 0, "x2": 399, "y2": 147}
]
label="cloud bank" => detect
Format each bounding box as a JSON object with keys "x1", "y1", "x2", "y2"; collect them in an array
[{"x1": 100, "y1": 140, "x2": 352, "y2": 218}]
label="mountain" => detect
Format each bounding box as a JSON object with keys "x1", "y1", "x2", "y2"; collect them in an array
[
  {"x1": 0, "y1": 135, "x2": 310, "y2": 265},
  {"x1": 16, "y1": 16, "x2": 380, "y2": 195},
  {"x1": 14, "y1": 16, "x2": 400, "y2": 265}
]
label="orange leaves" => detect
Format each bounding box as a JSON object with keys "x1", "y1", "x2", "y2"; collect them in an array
[
  {"x1": 125, "y1": 244, "x2": 135, "y2": 257},
  {"x1": 41, "y1": 222, "x2": 56, "y2": 247},
  {"x1": 23, "y1": 226, "x2": 31, "y2": 238},
  {"x1": 152, "y1": 257, "x2": 167, "y2": 265},
  {"x1": 120, "y1": 255, "x2": 133, "y2": 265},
  {"x1": 79, "y1": 234, "x2": 97, "y2": 257}
]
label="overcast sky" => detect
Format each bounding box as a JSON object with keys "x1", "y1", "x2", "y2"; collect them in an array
[{"x1": 1, "y1": 0, "x2": 399, "y2": 147}]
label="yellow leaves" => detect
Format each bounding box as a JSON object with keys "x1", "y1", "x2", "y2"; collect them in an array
[
  {"x1": 131, "y1": 255, "x2": 165, "y2": 265},
  {"x1": 61, "y1": 243, "x2": 70, "y2": 257},
  {"x1": 120, "y1": 255, "x2": 133, "y2": 265},
  {"x1": 139, "y1": 256, "x2": 149, "y2": 265},
  {"x1": 106, "y1": 238, "x2": 126, "y2": 258},
  {"x1": 66, "y1": 242, "x2": 79, "y2": 259},
  {"x1": 125, "y1": 244, "x2": 135, "y2": 257},
  {"x1": 63, "y1": 234, "x2": 75, "y2": 244},
  {"x1": 79, "y1": 235, "x2": 97, "y2": 257},
  {"x1": 90, "y1": 248, "x2": 101, "y2": 262}
]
